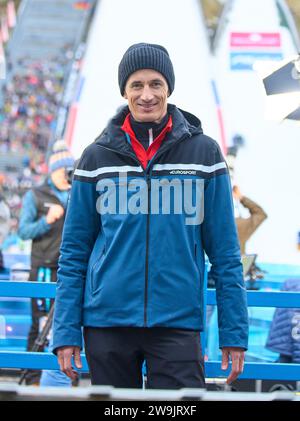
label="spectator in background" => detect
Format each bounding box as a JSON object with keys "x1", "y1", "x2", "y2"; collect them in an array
[
  {"x1": 266, "y1": 279, "x2": 300, "y2": 364},
  {"x1": 18, "y1": 140, "x2": 74, "y2": 386},
  {"x1": 207, "y1": 185, "x2": 267, "y2": 289},
  {"x1": 232, "y1": 185, "x2": 267, "y2": 255}
]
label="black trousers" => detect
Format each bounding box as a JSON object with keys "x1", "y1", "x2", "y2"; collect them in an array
[
  {"x1": 25, "y1": 267, "x2": 56, "y2": 385},
  {"x1": 84, "y1": 327, "x2": 206, "y2": 389}
]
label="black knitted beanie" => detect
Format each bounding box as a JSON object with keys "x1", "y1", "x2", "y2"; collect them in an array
[{"x1": 118, "y1": 43, "x2": 175, "y2": 96}]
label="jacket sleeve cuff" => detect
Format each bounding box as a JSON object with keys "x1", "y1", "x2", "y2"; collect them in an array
[
  {"x1": 52, "y1": 341, "x2": 83, "y2": 356},
  {"x1": 52, "y1": 332, "x2": 83, "y2": 355},
  {"x1": 219, "y1": 332, "x2": 248, "y2": 351}
]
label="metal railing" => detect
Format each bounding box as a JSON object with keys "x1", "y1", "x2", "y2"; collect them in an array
[{"x1": 0, "y1": 281, "x2": 300, "y2": 381}]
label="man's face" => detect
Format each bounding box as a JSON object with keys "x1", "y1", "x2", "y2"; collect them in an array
[
  {"x1": 124, "y1": 69, "x2": 169, "y2": 123},
  {"x1": 50, "y1": 167, "x2": 71, "y2": 191}
]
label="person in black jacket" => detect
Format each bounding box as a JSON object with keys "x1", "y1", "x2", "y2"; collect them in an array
[{"x1": 18, "y1": 140, "x2": 74, "y2": 385}]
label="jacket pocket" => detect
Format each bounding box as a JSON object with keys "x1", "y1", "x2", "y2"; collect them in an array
[{"x1": 91, "y1": 245, "x2": 106, "y2": 295}]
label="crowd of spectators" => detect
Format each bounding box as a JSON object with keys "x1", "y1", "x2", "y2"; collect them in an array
[
  {"x1": 0, "y1": 54, "x2": 71, "y2": 255},
  {"x1": 0, "y1": 57, "x2": 65, "y2": 156}
]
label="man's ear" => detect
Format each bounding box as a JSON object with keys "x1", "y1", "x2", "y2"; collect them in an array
[{"x1": 123, "y1": 91, "x2": 128, "y2": 99}]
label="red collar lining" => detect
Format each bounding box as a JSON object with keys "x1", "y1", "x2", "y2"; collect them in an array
[{"x1": 121, "y1": 113, "x2": 173, "y2": 169}]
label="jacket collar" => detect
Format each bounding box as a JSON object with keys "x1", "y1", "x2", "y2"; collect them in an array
[{"x1": 95, "y1": 104, "x2": 203, "y2": 157}]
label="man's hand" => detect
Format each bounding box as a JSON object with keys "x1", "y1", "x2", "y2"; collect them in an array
[
  {"x1": 221, "y1": 347, "x2": 245, "y2": 384},
  {"x1": 46, "y1": 204, "x2": 65, "y2": 225},
  {"x1": 57, "y1": 346, "x2": 82, "y2": 380}
]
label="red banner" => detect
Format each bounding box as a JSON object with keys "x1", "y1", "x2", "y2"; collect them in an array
[{"x1": 230, "y1": 32, "x2": 281, "y2": 48}]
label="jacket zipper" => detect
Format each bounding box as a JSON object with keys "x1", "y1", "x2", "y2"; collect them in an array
[{"x1": 144, "y1": 175, "x2": 151, "y2": 326}]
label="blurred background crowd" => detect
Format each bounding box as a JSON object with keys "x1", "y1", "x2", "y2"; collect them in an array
[
  {"x1": 0, "y1": 0, "x2": 94, "y2": 255},
  {"x1": 1, "y1": 0, "x2": 300, "y2": 256}
]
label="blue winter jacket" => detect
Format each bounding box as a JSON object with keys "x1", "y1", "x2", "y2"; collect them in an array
[
  {"x1": 52, "y1": 104, "x2": 249, "y2": 353},
  {"x1": 266, "y1": 279, "x2": 300, "y2": 362}
]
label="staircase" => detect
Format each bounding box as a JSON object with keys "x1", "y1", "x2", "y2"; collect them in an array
[
  {"x1": 7, "y1": 0, "x2": 96, "y2": 67},
  {"x1": 0, "y1": 1, "x2": 96, "y2": 174}
]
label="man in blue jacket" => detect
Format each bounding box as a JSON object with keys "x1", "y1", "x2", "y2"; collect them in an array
[{"x1": 53, "y1": 43, "x2": 249, "y2": 389}]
